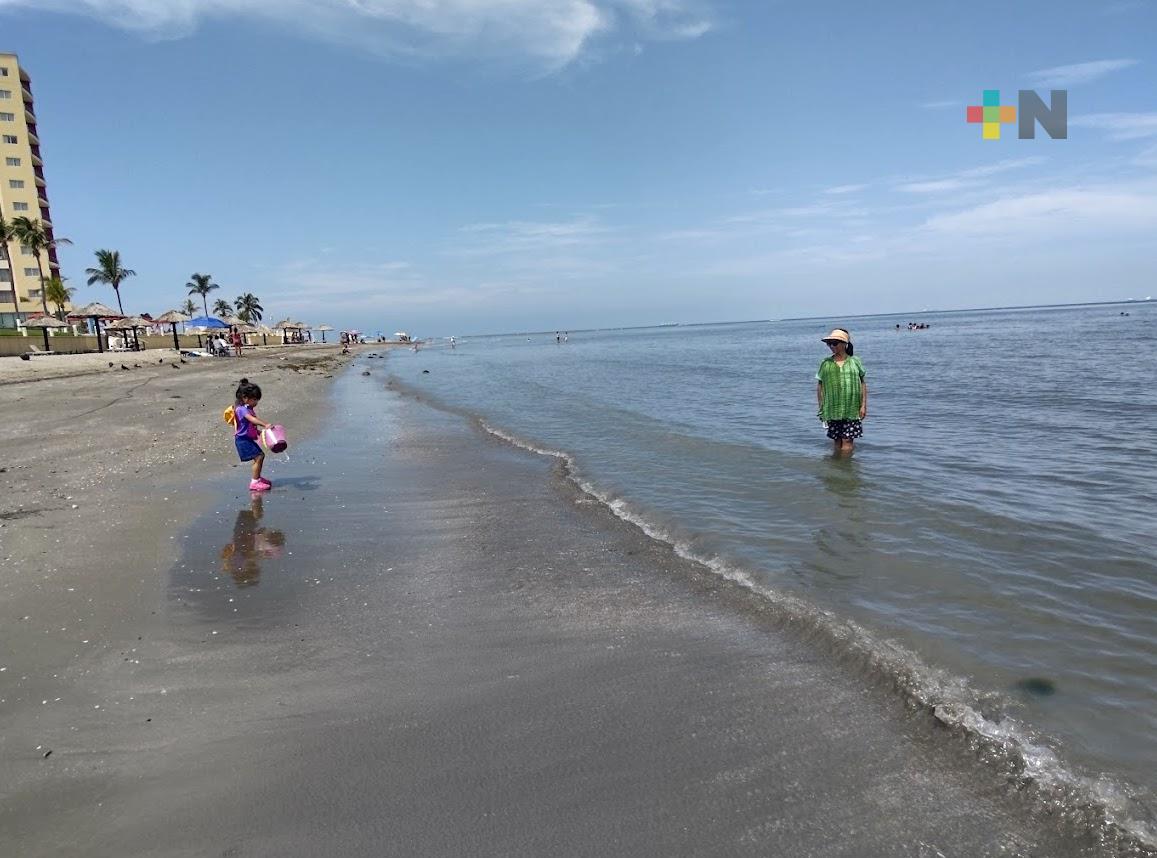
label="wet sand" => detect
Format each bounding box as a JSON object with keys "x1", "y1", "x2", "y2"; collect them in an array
[{"x1": 0, "y1": 357, "x2": 1147, "y2": 857}]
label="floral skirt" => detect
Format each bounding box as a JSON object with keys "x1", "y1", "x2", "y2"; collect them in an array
[{"x1": 825, "y1": 419, "x2": 863, "y2": 441}]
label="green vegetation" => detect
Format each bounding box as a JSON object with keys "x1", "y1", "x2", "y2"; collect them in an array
[
  {"x1": 44, "y1": 275, "x2": 75, "y2": 320},
  {"x1": 84, "y1": 249, "x2": 135, "y2": 315},
  {"x1": 235, "y1": 292, "x2": 263, "y2": 323},
  {"x1": 186, "y1": 273, "x2": 218, "y2": 318},
  {"x1": 10, "y1": 217, "x2": 72, "y2": 315}
]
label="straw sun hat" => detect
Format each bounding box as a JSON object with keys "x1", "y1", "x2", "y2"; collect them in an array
[{"x1": 821, "y1": 328, "x2": 851, "y2": 343}]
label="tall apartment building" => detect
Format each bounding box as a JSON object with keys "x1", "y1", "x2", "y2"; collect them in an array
[{"x1": 0, "y1": 52, "x2": 65, "y2": 326}]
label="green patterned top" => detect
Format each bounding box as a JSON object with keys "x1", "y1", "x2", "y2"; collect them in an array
[{"x1": 816, "y1": 355, "x2": 866, "y2": 421}]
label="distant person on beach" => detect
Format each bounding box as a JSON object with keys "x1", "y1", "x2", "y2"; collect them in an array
[
  {"x1": 228, "y1": 378, "x2": 275, "y2": 492},
  {"x1": 816, "y1": 328, "x2": 867, "y2": 455},
  {"x1": 231, "y1": 328, "x2": 243, "y2": 357}
]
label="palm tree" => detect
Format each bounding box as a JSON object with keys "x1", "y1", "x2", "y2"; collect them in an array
[
  {"x1": 84, "y1": 249, "x2": 135, "y2": 315},
  {"x1": 235, "y1": 293, "x2": 263, "y2": 323},
  {"x1": 0, "y1": 212, "x2": 15, "y2": 302},
  {"x1": 186, "y1": 273, "x2": 218, "y2": 318},
  {"x1": 10, "y1": 217, "x2": 72, "y2": 315},
  {"x1": 44, "y1": 275, "x2": 75, "y2": 320},
  {"x1": 213, "y1": 298, "x2": 233, "y2": 318},
  {"x1": 179, "y1": 297, "x2": 197, "y2": 317}
]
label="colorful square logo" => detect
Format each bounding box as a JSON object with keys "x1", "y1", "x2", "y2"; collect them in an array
[{"x1": 967, "y1": 90, "x2": 1017, "y2": 140}]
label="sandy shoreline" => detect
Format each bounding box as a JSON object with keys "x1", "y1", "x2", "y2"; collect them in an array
[
  {"x1": 0, "y1": 353, "x2": 1148, "y2": 857},
  {"x1": 0, "y1": 344, "x2": 371, "y2": 790}
]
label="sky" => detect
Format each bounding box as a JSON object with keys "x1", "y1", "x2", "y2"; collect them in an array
[{"x1": 1, "y1": 0, "x2": 1155, "y2": 336}]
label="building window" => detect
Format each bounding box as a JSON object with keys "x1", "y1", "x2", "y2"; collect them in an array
[
  {"x1": 21, "y1": 246, "x2": 34, "y2": 255},
  {"x1": 2, "y1": 135, "x2": 16, "y2": 144},
  {"x1": 0, "y1": 113, "x2": 14, "y2": 122},
  {"x1": 9, "y1": 179, "x2": 24, "y2": 189},
  {"x1": 4, "y1": 156, "x2": 18, "y2": 166},
  {"x1": 0, "y1": 270, "x2": 11, "y2": 283},
  {"x1": 0, "y1": 90, "x2": 10, "y2": 99},
  {"x1": 0, "y1": 69, "x2": 8, "y2": 77},
  {"x1": 0, "y1": 291, "x2": 15, "y2": 304},
  {"x1": 25, "y1": 267, "x2": 40, "y2": 276},
  {"x1": 28, "y1": 289, "x2": 42, "y2": 299},
  {"x1": 12, "y1": 201, "x2": 29, "y2": 211}
]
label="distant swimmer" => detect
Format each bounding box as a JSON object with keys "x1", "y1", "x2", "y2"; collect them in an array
[{"x1": 815, "y1": 328, "x2": 867, "y2": 456}]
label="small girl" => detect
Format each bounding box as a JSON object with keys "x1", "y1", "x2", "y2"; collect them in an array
[{"x1": 232, "y1": 378, "x2": 274, "y2": 492}]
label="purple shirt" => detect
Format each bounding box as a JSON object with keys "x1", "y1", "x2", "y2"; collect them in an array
[{"x1": 234, "y1": 404, "x2": 260, "y2": 440}]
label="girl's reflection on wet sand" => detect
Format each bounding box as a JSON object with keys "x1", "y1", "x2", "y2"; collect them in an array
[{"x1": 220, "y1": 494, "x2": 286, "y2": 588}]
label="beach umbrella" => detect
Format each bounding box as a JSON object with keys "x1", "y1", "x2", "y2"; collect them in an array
[
  {"x1": 68, "y1": 302, "x2": 122, "y2": 353},
  {"x1": 106, "y1": 316, "x2": 151, "y2": 351},
  {"x1": 155, "y1": 309, "x2": 190, "y2": 351},
  {"x1": 273, "y1": 319, "x2": 296, "y2": 344},
  {"x1": 317, "y1": 324, "x2": 333, "y2": 343},
  {"x1": 23, "y1": 314, "x2": 69, "y2": 352},
  {"x1": 185, "y1": 315, "x2": 229, "y2": 329}
]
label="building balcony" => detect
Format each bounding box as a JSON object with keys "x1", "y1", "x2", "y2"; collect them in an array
[
  {"x1": 37, "y1": 195, "x2": 49, "y2": 208},
  {"x1": 30, "y1": 153, "x2": 42, "y2": 167},
  {"x1": 27, "y1": 130, "x2": 38, "y2": 145},
  {"x1": 22, "y1": 86, "x2": 33, "y2": 102},
  {"x1": 25, "y1": 108, "x2": 35, "y2": 124},
  {"x1": 35, "y1": 175, "x2": 45, "y2": 188}
]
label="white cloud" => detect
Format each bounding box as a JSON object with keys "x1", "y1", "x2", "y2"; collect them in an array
[
  {"x1": 1137, "y1": 144, "x2": 1157, "y2": 167},
  {"x1": 1026, "y1": 58, "x2": 1139, "y2": 88},
  {"x1": 0, "y1": 0, "x2": 712, "y2": 67},
  {"x1": 895, "y1": 157, "x2": 1044, "y2": 194},
  {"x1": 1069, "y1": 112, "x2": 1157, "y2": 141},
  {"x1": 922, "y1": 185, "x2": 1157, "y2": 237},
  {"x1": 822, "y1": 184, "x2": 868, "y2": 195},
  {"x1": 456, "y1": 217, "x2": 611, "y2": 255},
  {"x1": 919, "y1": 100, "x2": 957, "y2": 110}
]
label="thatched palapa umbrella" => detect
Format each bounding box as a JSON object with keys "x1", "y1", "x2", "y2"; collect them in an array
[
  {"x1": 155, "y1": 309, "x2": 190, "y2": 351},
  {"x1": 105, "y1": 316, "x2": 151, "y2": 351},
  {"x1": 317, "y1": 324, "x2": 333, "y2": 343},
  {"x1": 68, "y1": 302, "x2": 122, "y2": 353},
  {"x1": 23, "y1": 315, "x2": 69, "y2": 352},
  {"x1": 273, "y1": 319, "x2": 295, "y2": 345}
]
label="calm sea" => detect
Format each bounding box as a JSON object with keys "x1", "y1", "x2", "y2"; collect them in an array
[{"x1": 385, "y1": 304, "x2": 1157, "y2": 816}]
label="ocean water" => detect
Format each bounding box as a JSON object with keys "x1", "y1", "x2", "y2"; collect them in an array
[{"x1": 384, "y1": 304, "x2": 1157, "y2": 819}]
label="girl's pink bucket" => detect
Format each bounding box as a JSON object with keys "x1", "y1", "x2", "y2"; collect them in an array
[{"x1": 262, "y1": 424, "x2": 288, "y2": 453}]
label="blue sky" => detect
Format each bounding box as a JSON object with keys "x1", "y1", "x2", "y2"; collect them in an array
[{"x1": 1, "y1": 0, "x2": 1155, "y2": 336}]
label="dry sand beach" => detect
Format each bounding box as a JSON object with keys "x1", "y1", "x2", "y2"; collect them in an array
[{"x1": 0, "y1": 350, "x2": 1149, "y2": 857}]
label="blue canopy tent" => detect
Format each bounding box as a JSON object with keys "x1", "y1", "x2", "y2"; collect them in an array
[{"x1": 185, "y1": 316, "x2": 230, "y2": 352}]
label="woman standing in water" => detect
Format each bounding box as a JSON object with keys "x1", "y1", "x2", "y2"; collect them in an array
[{"x1": 816, "y1": 328, "x2": 867, "y2": 455}]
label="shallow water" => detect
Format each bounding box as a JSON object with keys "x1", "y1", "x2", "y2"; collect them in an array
[{"x1": 383, "y1": 304, "x2": 1157, "y2": 801}]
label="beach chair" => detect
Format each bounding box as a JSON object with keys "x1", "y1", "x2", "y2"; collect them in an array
[{"x1": 26, "y1": 344, "x2": 57, "y2": 357}]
